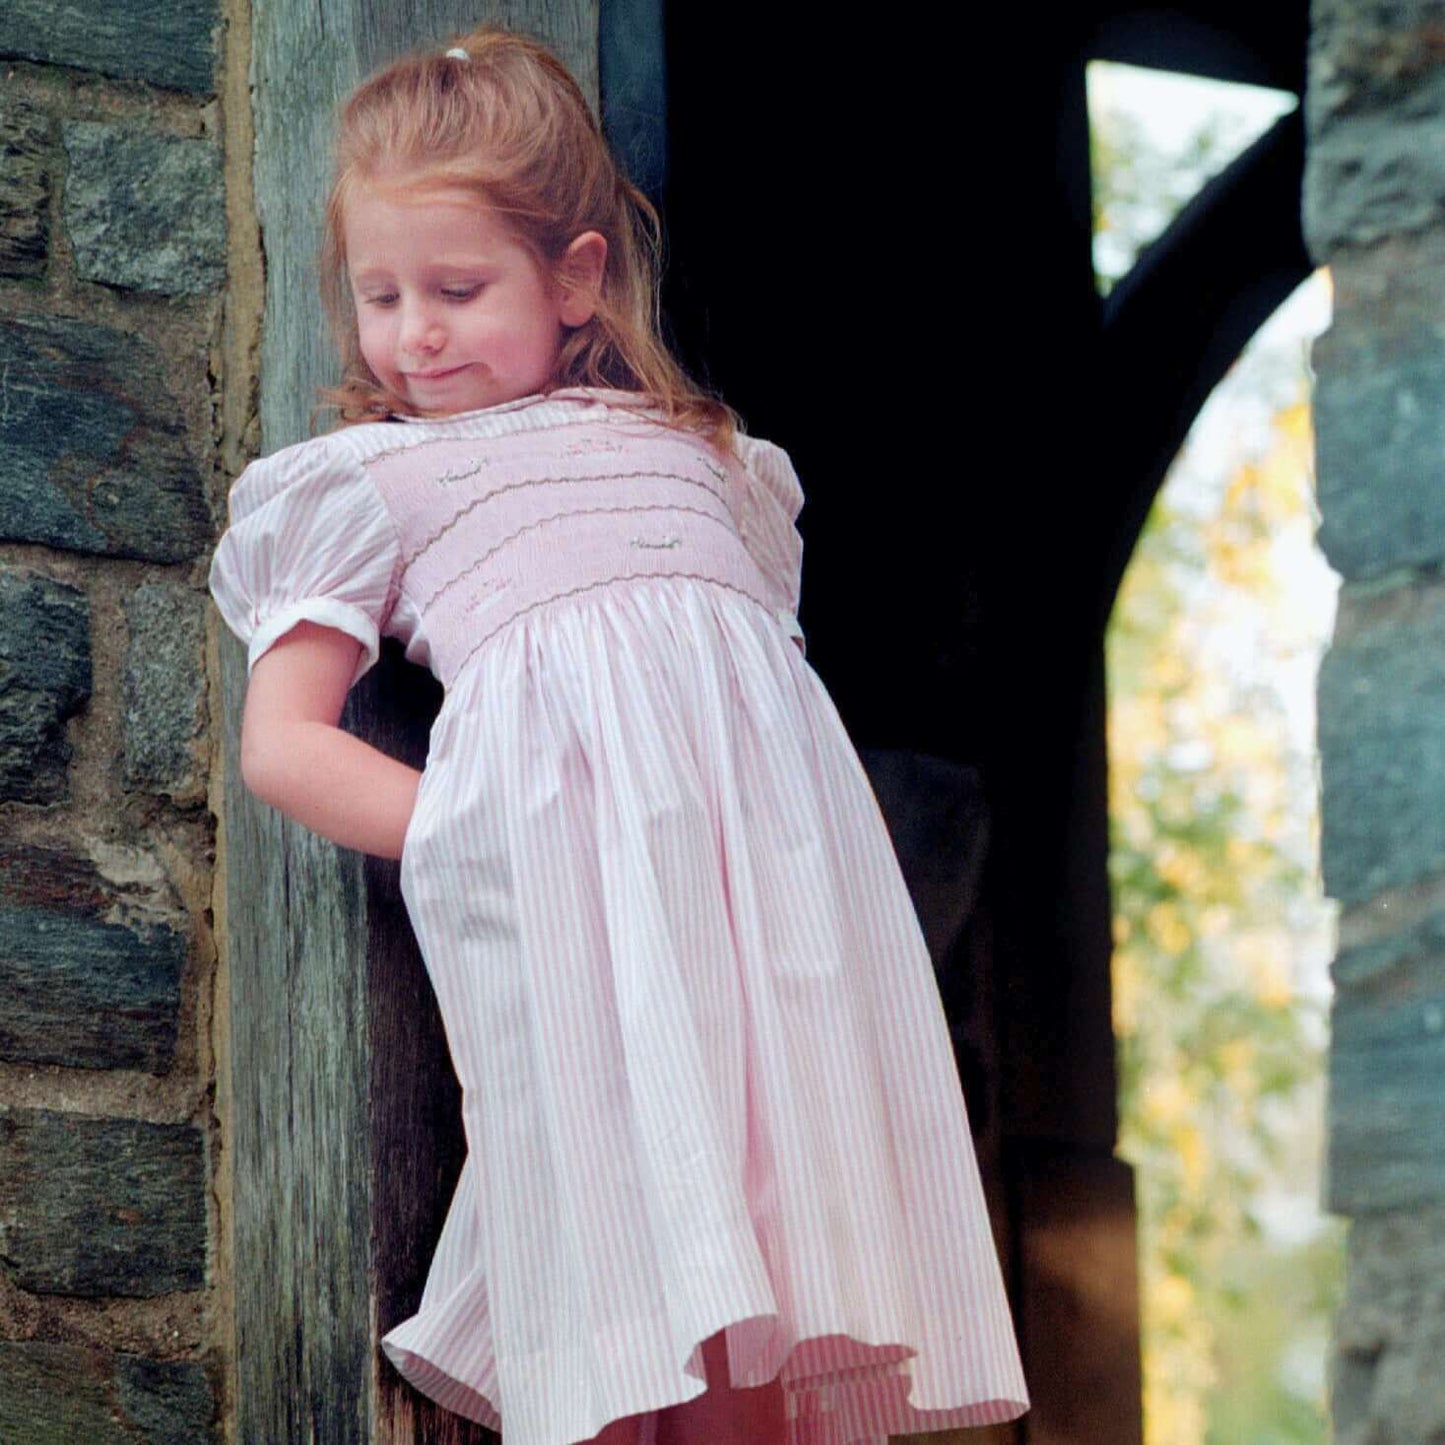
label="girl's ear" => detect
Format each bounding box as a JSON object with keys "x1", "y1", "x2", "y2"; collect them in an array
[{"x1": 556, "y1": 231, "x2": 607, "y2": 328}]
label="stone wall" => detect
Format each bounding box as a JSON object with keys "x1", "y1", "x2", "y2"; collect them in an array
[
  {"x1": 0, "y1": 1, "x2": 255, "y2": 1439},
  {"x1": 1307, "y1": 3, "x2": 1445, "y2": 1441}
]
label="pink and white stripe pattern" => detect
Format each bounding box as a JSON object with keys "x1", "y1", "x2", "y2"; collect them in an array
[{"x1": 209, "y1": 390, "x2": 1028, "y2": 1445}]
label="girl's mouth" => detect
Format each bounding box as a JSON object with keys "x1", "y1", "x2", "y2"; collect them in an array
[{"x1": 406, "y1": 365, "x2": 469, "y2": 381}]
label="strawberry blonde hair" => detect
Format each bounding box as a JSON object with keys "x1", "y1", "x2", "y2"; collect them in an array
[{"x1": 318, "y1": 27, "x2": 734, "y2": 447}]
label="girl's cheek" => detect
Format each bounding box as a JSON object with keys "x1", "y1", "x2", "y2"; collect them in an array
[{"x1": 358, "y1": 317, "x2": 392, "y2": 371}]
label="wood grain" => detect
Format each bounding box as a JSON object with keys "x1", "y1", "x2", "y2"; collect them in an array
[{"x1": 230, "y1": 5, "x2": 595, "y2": 1441}]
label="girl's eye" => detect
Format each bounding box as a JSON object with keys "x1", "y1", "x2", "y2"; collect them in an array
[
  {"x1": 442, "y1": 285, "x2": 482, "y2": 302},
  {"x1": 362, "y1": 293, "x2": 398, "y2": 307}
]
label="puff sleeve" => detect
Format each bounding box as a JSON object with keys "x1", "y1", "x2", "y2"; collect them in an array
[
  {"x1": 208, "y1": 437, "x2": 402, "y2": 687},
  {"x1": 734, "y1": 434, "x2": 805, "y2": 647}
]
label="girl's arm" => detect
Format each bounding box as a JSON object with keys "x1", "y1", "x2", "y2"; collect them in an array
[{"x1": 239, "y1": 621, "x2": 421, "y2": 860}]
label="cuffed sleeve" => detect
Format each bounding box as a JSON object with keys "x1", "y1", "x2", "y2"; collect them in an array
[{"x1": 208, "y1": 436, "x2": 402, "y2": 687}]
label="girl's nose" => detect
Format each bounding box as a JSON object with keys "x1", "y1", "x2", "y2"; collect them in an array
[{"x1": 400, "y1": 305, "x2": 444, "y2": 357}]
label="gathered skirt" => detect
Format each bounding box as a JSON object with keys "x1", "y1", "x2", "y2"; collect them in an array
[{"x1": 382, "y1": 577, "x2": 1028, "y2": 1445}]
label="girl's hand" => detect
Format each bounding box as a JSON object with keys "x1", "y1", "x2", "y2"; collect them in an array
[{"x1": 239, "y1": 621, "x2": 421, "y2": 860}]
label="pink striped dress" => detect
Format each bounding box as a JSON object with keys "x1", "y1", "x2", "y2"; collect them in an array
[{"x1": 209, "y1": 388, "x2": 1028, "y2": 1445}]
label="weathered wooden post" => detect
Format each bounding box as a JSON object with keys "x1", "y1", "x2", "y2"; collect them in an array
[{"x1": 223, "y1": 6, "x2": 596, "y2": 1440}]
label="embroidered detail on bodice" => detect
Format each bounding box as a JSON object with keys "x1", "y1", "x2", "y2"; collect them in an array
[{"x1": 362, "y1": 417, "x2": 778, "y2": 686}]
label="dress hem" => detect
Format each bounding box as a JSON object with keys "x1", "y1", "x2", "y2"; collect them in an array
[{"x1": 380, "y1": 1313, "x2": 1029, "y2": 1445}]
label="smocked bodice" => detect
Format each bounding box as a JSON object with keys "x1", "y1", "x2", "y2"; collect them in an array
[
  {"x1": 208, "y1": 390, "x2": 805, "y2": 695},
  {"x1": 365, "y1": 415, "x2": 778, "y2": 687}
]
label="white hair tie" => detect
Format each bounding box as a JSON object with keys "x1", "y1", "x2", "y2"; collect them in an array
[{"x1": 445, "y1": 46, "x2": 470, "y2": 61}]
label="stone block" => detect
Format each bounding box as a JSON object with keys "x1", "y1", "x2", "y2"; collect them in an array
[
  {"x1": 63, "y1": 124, "x2": 224, "y2": 297},
  {"x1": 124, "y1": 583, "x2": 207, "y2": 802},
  {"x1": 0, "y1": 0, "x2": 218, "y2": 97},
  {"x1": 1313, "y1": 240, "x2": 1445, "y2": 582},
  {"x1": 0, "y1": 99, "x2": 50, "y2": 280},
  {"x1": 1333, "y1": 1207, "x2": 1445, "y2": 1445},
  {"x1": 1305, "y1": 77, "x2": 1445, "y2": 257},
  {"x1": 1305, "y1": 5, "x2": 1445, "y2": 257},
  {"x1": 0, "y1": 1109, "x2": 205, "y2": 1298},
  {"x1": 0, "y1": 1341, "x2": 216, "y2": 1445},
  {"x1": 0, "y1": 314, "x2": 210, "y2": 562},
  {"x1": 1334, "y1": 906, "x2": 1445, "y2": 988},
  {"x1": 1328, "y1": 979, "x2": 1445, "y2": 1213},
  {"x1": 0, "y1": 841, "x2": 184, "y2": 1073},
  {"x1": 1319, "y1": 588, "x2": 1445, "y2": 905},
  {"x1": 0, "y1": 567, "x2": 90, "y2": 804},
  {"x1": 116, "y1": 1354, "x2": 219, "y2": 1445}
]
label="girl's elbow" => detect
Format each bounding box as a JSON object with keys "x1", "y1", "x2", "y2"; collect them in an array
[{"x1": 239, "y1": 731, "x2": 286, "y2": 808}]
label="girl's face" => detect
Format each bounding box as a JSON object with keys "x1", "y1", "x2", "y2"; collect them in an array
[{"x1": 344, "y1": 184, "x2": 571, "y2": 416}]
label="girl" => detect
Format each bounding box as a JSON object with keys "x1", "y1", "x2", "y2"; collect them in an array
[{"x1": 210, "y1": 27, "x2": 1028, "y2": 1445}]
